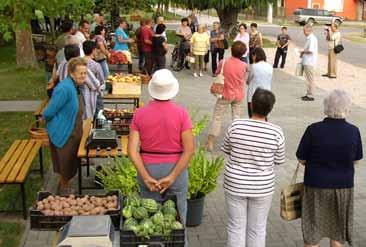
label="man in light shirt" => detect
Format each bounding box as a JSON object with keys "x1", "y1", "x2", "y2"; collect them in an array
[
  {"x1": 74, "y1": 20, "x2": 90, "y2": 44},
  {"x1": 300, "y1": 24, "x2": 318, "y2": 101}
]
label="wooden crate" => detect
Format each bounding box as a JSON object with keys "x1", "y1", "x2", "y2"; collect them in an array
[{"x1": 112, "y1": 82, "x2": 141, "y2": 95}]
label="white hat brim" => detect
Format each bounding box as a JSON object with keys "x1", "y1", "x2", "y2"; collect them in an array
[{"x1": 148, "y1": 79, "x2": 179, "y2": 100}]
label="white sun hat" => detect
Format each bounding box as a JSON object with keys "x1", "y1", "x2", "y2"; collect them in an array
[{"x1": 148, "y1": 69, "x2": 179, "y2": 100}]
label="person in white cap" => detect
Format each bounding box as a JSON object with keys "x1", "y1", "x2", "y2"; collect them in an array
[{"x1": 128, "y1": 69, "x2": 195, "y2": 228}]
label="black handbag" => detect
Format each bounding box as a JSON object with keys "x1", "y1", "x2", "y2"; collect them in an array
[{"x1": 334, "y1": 40, "x2": 344, "y2": 54}]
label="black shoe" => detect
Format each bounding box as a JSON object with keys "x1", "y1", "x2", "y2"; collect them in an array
[
  {"x1": 329, "y1": 76, "x2": 337, "y2": 79},
  {"x1": 212, "y1": 74, "x2": 217, "y2": 77},
  {"x1": 322, "y1": 74, "x2": 329, "y2": 77},
  {"x1": 301, "y1": 95, "x2": 315, "y2": 101}
]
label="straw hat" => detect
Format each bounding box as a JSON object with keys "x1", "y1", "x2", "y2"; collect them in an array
[{"x1": 148, "y1": 69, "x2": 179, "y2": 100}]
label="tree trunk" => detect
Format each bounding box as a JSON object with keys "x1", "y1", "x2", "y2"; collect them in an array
[
  {"x1": 356, "y1": 0, "x2": 364, "y2": 21},
  {"x1": 215, "y1": 6, "x2": 239, "y2": 33},
  {"x1": 267, "y1": 2, "x2": 273, "y2": 24},
  {"x1": 50, "y1": 16, "x2": 56, "y2": 42},
  {"x1": 15, "y1": 25, "x2": 38, "y2": 68}
]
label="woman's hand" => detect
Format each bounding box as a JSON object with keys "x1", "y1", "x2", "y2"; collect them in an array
[
  {"x1": 157, "y1": 175, "x2": 176, "y2": 194},
  {"x1": 143, "y1": 175, "x2": 160, "y2": 192}
]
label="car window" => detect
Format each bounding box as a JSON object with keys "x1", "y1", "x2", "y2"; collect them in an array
[
  {"x1": 294, "y1": 10, "x2": 301, "y2": 15},
  {"x1": 305, "y1": 9, "x2": 317, "y2": 16},
  {"x1": 323, "y1": 10, "x2": 330, "y2": 16}
]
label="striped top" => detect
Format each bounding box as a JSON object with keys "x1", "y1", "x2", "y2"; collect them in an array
[{"x1": 221, "y1": 119, "x2": 285, "y2": 197}]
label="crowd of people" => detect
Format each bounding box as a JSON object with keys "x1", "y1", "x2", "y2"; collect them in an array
[{"x1": 41, "y1": 10, "x2": 352, "y2": 247}]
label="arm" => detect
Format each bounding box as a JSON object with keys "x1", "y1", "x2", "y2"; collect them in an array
[
  {"x1": 157, "y1": 129, "x2": 195, "y2": 193},
  {"x1": 221, "y1": 126, "x2": 232, "y2": 155},
  {"x1": 97, "y1": 41, "x2": 110, "y2": 57},
  {"x1": 282, "y1": 40, "x2": 290, "y2": 49},
  {"x1": 43, "y1": 86, "x2": 68, "y2": 121},
  {"x1": 162, "y1": 41, "x2": 168, "y2": 51},
  {"x1": 128, "y1": 129, "x2": 159, "y2": 192},
  {"x1": 296, "y1": 126, "x2": 311, "y2": 166},
  {"x1": 258, "y1": 33, "x2": 263, "y2": 48},
  {"x1": 274, "y1": 133, "x2": 286, "y2": 165},
  {"x1": 47, "y1": 65, "x2": 59, "y2": 89}
]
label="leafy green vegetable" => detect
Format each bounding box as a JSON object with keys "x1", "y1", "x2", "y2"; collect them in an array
[
  {"x1": 188, "y1": 147, "x2": 225, "y2": 199},
  {"x1": 171, "y1": 221, "x2": 183, "y2": 230},
  {"x1": 189, "y1": 108, "x2": 210, "y2": 137},
  {"x1": 95, "y1": 156, "x2": 139, "y2": 196}
]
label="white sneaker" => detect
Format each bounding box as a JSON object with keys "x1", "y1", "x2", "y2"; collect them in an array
[
  {"x1": 193, "y1": 73, "x2": 198, "y2": 77},
  {"x1": 199, "y1": 72, "x2": 203, "y2": 77}
]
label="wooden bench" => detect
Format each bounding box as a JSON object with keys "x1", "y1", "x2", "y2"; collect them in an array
[{"x1": 0, "y1": 140, "x2": 44, "y2": 219}]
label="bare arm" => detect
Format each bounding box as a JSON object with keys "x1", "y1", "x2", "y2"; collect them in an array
[
  {"x1": 158, "y1": 129, "x2": 195, "y2": 193},
  {"x1": 128, "y1": 129, "x2": 159, "y2": 192},
  {"x1": 258, "y1": 33, "x2": 263, "y2": 48}
]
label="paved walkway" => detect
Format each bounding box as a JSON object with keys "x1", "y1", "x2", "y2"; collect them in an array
[
  {"x1": 0, "y1": 100, "x2": 41, "y2": 112},
  {"x1": 19, "y1": 47, "x2": 366, "y2": 247}
]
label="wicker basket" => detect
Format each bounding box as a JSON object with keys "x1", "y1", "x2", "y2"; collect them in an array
[{"x1": 28, "y1": 120, "x2": 49, "y2": 146}]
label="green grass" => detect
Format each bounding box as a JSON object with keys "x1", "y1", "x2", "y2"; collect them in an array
[
  {"x1": 0, "y1": 112, "x2": 51, "y2": 247},
  {"x1": 0, "y1": 222, "x2": 25, "y2": 247},
  {"x1": 162, "y1": 12, "x2": 183, "y2": 21},
  {"x1": 343, "y1": 32, "x2": 366, "y2": 44},
  {"x1": 166, "y1": 30, "x2": 178, "y2": 45},
  {"x1": 0, "y1": 44, "x2": 46, "y2": 100},
  {"x1": 263, "y1": 38, "x2": 276, "y2": 48}
]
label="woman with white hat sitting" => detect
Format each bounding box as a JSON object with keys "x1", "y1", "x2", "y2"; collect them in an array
[{"x1": 128, "y1": 69, "x2": 195, "y2": 226}]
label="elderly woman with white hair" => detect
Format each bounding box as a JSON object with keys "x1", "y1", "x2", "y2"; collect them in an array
[{"x1": 296, "y1": 89, "x2": 363, "y2": 247}]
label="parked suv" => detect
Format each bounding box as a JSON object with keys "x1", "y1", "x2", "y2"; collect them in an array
[{"x1": 293, "y1": 8, "x2": 343, "y2": 26}]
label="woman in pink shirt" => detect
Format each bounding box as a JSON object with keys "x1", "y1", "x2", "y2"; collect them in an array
[
  {"x1": 234, "y1": 23, "x2": 250, "y2": 64},
  {"x1": 206, "y1": 41, "x2": 248, "y2": 151},
  {"x1": 128, "y1": 69, "x2": 195, "y2": 226}
]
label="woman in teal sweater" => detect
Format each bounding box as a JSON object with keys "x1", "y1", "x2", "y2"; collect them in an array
[{"x1": 43, "y1": 57, "x2": 87, "y2": 194}]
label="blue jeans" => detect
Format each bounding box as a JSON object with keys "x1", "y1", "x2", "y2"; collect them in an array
[
  {"x1": 98, "y1": 59, "x2": 109, "y2": 79},
  {"x1": 137, "y1": 163, "x2": 188, "y2": 225},
  {"x1": 138, "y1": 50, "x2": 145, "y2": 70}
]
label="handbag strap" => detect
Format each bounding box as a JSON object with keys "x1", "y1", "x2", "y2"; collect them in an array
[{"x1": 290, "y1": 163, "x2": 301, "y2": 185}]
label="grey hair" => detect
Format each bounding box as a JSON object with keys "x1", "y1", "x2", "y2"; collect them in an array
[{"x1": 323, "y1": 89, "x2": 352, "y2": 119}]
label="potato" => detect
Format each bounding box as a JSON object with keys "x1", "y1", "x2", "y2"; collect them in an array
[
  {"x1": 54, "y1": 196, "x2": 61, "y2": 200},
  {"x1": 43, "y1": 203, "x2": 50, "y2": 210},
  {"x1": 69, "y1": 199, "x2": 77, "y2": 206},
  {"x1": 37, "y1": 204, "x2": 45, "y2": 211},
  {"x1": 95, "y1": 198, "x2": 103, "y2": 207},
  {"x1": 69, "y1": 194, "x2": 75, "y2": 200},
  {"x1": 42, "y1": 209, "x2": 53, "y2": 216},
  {"x1": 62, "y1": 202, "x2": 70, "y2": 209},
  {"x1": 70, "y1": 210, "x2": 78, "y2": 216},
  {"x1": 111, "y1": 195, "x2": 117, "y2": 202},
  {"x1": 42, "y1": 198, "x2": 49, "y2": 204},
  {"x1": 106, "y1": 196, "x2": 113, "y2": 202},
  {"x1": 47, "y1": 195, "x2": 55, "y2": 201}
]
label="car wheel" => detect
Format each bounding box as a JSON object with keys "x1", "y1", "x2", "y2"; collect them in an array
[
  {"x1": 306, "y1": 18, "x2": 315, "y2": 25},
  {"x1": 334, "y1": 19, "x2": 341, "y2": 26}
]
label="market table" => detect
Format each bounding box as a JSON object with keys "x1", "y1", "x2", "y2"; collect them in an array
[
  {"x1": 103, "y1": 93, "x2": 140, "y2": 109},
  {"x1": 77, "y1": 119, "x2": 128, "y2": 194}
]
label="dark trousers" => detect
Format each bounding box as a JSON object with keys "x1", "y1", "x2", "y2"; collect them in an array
[
  {"x1": 204, "y1": 51, "x2": 210, "y2": 64},
  {"x1": 273, "y1": 48, "x2": 288, "y2": 68},
  {"x1": 248, "y1": 102, "x2": 252, "y2": 118},
  {"x1": 138, "y1": 48, "x2": 144, "y2": 70},
  {"x1": 144, "y1": 52, "x2": 153, "y2": 75},
  {"x1": 249, "y1": 47, "x2": 255, "y2": 64},
  {"x1": 211, "y1": 48, "x2": 225, "y2": 74},
  {"x1": 153, "y1": 54, "x2": 166, "y2": 72}
]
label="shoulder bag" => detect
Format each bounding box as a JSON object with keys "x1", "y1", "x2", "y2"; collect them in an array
[
  {"x1": 334, "y1": 39, "x2": 344, "y2": 54},
  {"x1": 280, "y1": 163, "x2": 304, "y2": 221},
  {"x1": 210, "y1": 59, "x2": 225, "y2": 98}
]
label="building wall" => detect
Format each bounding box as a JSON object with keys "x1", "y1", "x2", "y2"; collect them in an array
[
  {"x1": 285, "y1": 0, "x2": 308, "y2": 17},
  {"x1": 285, "y1": 0, "x2": 359, "y2": 20}
]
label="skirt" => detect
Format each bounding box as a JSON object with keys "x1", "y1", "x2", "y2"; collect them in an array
[
  {"x1": 301, "y1": 186, "x2": 354, "y2": 245},
  {"x1": 50, "y1": 95, "x2": 84, "y2": 181}
]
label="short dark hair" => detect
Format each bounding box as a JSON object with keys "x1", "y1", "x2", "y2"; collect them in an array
[
  {"x1": 239, "y1": 23, "x2": 247, "y2": 30},
  {"x1": 251, "y1": 47, "x2": 267, "y2": 62},
  {"x1": 281, "y1": 26, "x2": 287, "y2": 30},
  {"x1": 119, "y1": 18, "x2": 127, "y2": 25},
  {"x1": 83, "y1": 40, "x2": 96, "y2": 56},
  {"x1": 250, "y1": 23, "x2": 258, "y2": 28},
  {"x1": 79, "y1": 20, "x2": 89, "y2": 27},
  {"x1": 155, "y1": 24, "x2": 166, "y2": 35},
  {"x1": 181, "y1": 17, "x2": 189, "y2": 23},
  {"x1": 252, "y1": 88, "x2": 276, "y2": 117},
  {"x1": 94, "y1": 25, "x2": 106, "y2": 35},
  {"x1": 231, "y1": 41, "x2": 247, "y2": 59},
  {"x1": 64, "y1": 44, "x2": 80, "y2": 61},
  {"x1": 61, "y1": 21, "x2": 73, "y2": 33}
]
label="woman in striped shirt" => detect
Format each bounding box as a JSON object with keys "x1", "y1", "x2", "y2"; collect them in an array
[{"x1": 221, "y1": 88, "x2": 285, "y2": 247}]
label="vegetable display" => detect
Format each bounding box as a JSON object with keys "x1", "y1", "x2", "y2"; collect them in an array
[
  {"x1": 109, "y1": 51, "x2": 130, "y2": 64},
  {"x1": 95, "y1": 156, "x2": 139, "y2": 196},
  {"x1": 122, "y1": 194, "x2": 183, "y2": 239},
  {"x1": 36, "y1": 194, "x2": 118, "y2": 216},
  {"x1": 188, "y1": 147, "x2": 225, "y2": 200}
]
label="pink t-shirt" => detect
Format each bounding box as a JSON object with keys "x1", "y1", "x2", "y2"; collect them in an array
[
  {"x1": 234, "y1": 32, "x2": 250, "y2": 57},
  {"x1": 216, "y1": 57, "x2": 248, "y2": 101},
  {"x1": 130, "y1": 100, "x2": 193, "y2": 164}
]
